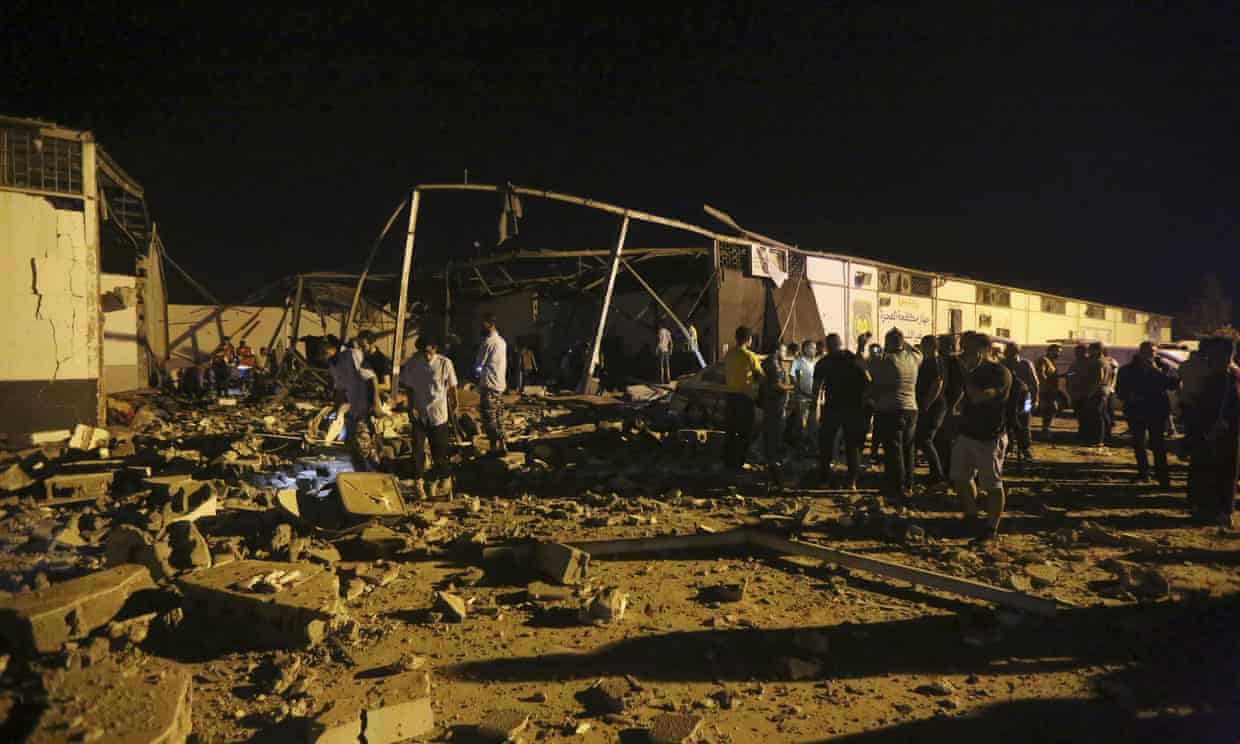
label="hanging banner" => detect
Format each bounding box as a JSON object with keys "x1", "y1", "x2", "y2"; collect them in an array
[{"x1": 749, "y1": 243, "x2": 788, "y2": 287}]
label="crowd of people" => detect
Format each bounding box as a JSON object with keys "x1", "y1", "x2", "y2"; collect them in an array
[
  {"x1": 722, "y1": 325, "x2": 1240, "y2": 540},
  {"x1": 171, "y1": 337, "x2": 264, "y2": 398},
  {"x1": 324, "y1": 314, "x2": 510, "y2": 501}
]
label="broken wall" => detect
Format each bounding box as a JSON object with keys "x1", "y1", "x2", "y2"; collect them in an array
[
  {"x1": 0, "y1": 190, "x2": 102, "y2": 433},
  {"x1": 101, "y1": 272, "x2": 142, "y2": 392}
]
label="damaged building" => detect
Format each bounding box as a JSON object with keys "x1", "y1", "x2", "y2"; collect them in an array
[
  {"x1": 1, "y1": 115, "x2": 168, "y2": 437},
  {"x1": 404, "y1": 184, "x2": 1174, "y2": 388}
]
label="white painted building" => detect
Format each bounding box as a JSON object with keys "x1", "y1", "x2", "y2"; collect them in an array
[{"x1": 751, "y1": 248, "x2": 1171, "y2": 349}]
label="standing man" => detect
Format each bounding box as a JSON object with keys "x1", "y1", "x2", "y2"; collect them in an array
[
  {"x1": 474, "y1": 314, "x2": 508, "y2": 455},
  {"x1": 789, "y1": 340, "x2": 818, "y2": 450},
  {"x1": 1036, "y1": 344, "x2": 1062, "y2": 439},
  {"x1": 325, "y1": 337, "x2": 383, "y2": 472},
  {"x1": 1067, "y1": 345, "x2": 1102, "y2": 446},
  {"x1": 867, "y1": 329, "x2": 921, "y2": 499},
  {"x1": 516, "y1": 343, "x2": 538, "y2": 394},
  {"x1": 358, "y1": 331, "x2": 393, "y2": 389},
  {"x1": 723, "y1": 326, "x2": 764, "y2": 471},
  {"x1": 815, "y1": 333, "x2": 870, "y2": 489},
  {"x1": 1087, "y1": 343, "x2": 1112, "y2": 448},
  {"x1": 1003, "y1": 343, "x2": 1039, "y2": 461},
  {"x1": 1116, "y1": 342, "x2": 1178, "y2": 487},
  {"x1": 236, "y1": 339, "x2": 257, "y2": 394},
  {"x1": 935, "y1": 334, "x2": 965, "y2": 479},
  {"x1": 655, "y1": 325, "x2": 674, "y2": 384},
  {"x1": 399, "y1": 335, "x2": 459, "y2": 500},
  {"x1": 761, "y1": 342, "x2": 796, "y2": 490},
  {"x1": 1186, "y1": 337, "x2": 1240, "y2": 526},
  {"x1": 952, "y1": 332, "x2": 1014, "y2": 543},
  {"x1": 211, "y1": 337, "x2": 236, "y2": 397},
  {"x1": 915, "y1": 335, "x2": 949, "y2": 493},
  {"x1": 1099, "y1": 344, "x2": 1120, "y2": 446},
  {"x1": 1178, "y1": 346, "x2": 1210, "y2": 444}
]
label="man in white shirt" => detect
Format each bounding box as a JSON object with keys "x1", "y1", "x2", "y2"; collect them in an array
[
  {"x1": 656, "y1": 326, "x2": 673, "y2": 384},
  {"x1": 474, "y1": 314, "x2": 509, "y2": 454},
  {"x1": 789, "y1": 340, "x2": 819, "y2": 450},
  {"x1": 399, "y1": 335, "x2": 459, "y2": 499},
  {"x1": 325, "y1": 336, "x2": 382, "y2": 471}
]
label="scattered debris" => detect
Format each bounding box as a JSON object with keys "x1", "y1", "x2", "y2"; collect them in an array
[{"x1": 29, "y1": 656, "x2": 192, "y2": 744}]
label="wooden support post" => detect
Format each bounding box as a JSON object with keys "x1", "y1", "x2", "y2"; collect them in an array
[
  {"x1": 570, "y1": 530, "x2": 750, "y2": 556},
  {"x1": 343, "y1": 197, "x2": 408, "y2": 341},
  {"x1": 621, "y1": 258, "x2": 706, "y2": 369},
  {"x1": 745, "y1": 531, "x2": 1058, "y2": 617},
  {"x1": 392, "y1": 189, "x2": 421, "y2": 391},
  {"x1": 578, "y1": 215, "x2": 629, "y2": 394},
  {"x1": 568, "y1": 528, "x2": 1059, "y2": 617}
]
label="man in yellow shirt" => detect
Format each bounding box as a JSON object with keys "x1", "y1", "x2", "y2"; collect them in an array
[{"x1": 723, "y1": 325, "x2": 764, "y2": 469}]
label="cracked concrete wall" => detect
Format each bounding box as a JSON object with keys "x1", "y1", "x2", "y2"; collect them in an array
[
  {"x1": 0, "y1": 190, "x2": 101, "y2": 432},
  {"x1": 1, "y1": 192, "x2": 96, "y2": 381}
]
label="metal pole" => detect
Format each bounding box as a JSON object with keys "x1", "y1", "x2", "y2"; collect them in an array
[
  {"x1": 621, "y1": 258, "x2": 706, "y2": 369},
  {"x1": 289, "y1": 276, "x2": 305, "y2": 350},
  {"x1": 342, "y1": 197, "x2": 408, "y2": 341},
  {"x1": 443, "y1": 261, "x2": 452, "y2": 343},
  {"x1": 393, "y1": 189, "x2": 421, "y2": 391},
  {"x1": 579, "y1": 215, "x2": 629, "y2": 394}
]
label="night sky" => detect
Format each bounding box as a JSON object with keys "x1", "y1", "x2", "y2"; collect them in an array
[{"x1": 6, "y1": 3, "x2": 1238, "y2": 319}]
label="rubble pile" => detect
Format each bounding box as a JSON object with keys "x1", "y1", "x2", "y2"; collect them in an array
[{"x1": 0, "y1": 386, "x2": 1234, "y2": 741}]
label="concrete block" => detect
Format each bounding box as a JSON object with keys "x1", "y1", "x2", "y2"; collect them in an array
[
  {"x1": 29, "y1": 656, "x2": 192, "y2": 744},
  {"x1": 168, "y1": 522, "x2": 212, "y2": 570},
  {"x1": 337, "y1": 525, "x2": 410, "y2": 561},
  {"x1": 0, "y1": 564, "x2": 155, "y2": 654},
  {"x1": 105, "y1": 525, "x2": 176, "y2": 580},
  {"x1": 476, "y1": 709, "x2": 530, "y2": 743},
  {"x1": 526, "y1": 582, "x2": 574, "y2": 602},
  {"x1": 647, "y1": 712, "x2": 703, "y2": 744},
  {"x1": 336, "y1": 472, "x2": 407, "y2": 518},
  {"x1": 434, "y1": 591, "x2": 467, "y2": 622},
  {"x1": 581, "y1": 677, "x2": 630, "y2": 714},
  {"x1": 0, "y1": 462, "x2": 36, "y2": 492},
  {"x1": 27, "y1": 429, "x2": 73, "y2": 446},
  {"x1": 43, "y1": 471, "x2": 113, "y2": 504},
  {"x1": 68, "y1": 424, "x2": 110, "y2": 451},
  {"x1": 533, "y1": 542, "x2": 589, "y2": 584},
  {"x1": 177, "y1": 559, "x2": 341, "y2": 649},
  {"x1": 306, "y1": 670, "x2": 433, "y2": 744}
]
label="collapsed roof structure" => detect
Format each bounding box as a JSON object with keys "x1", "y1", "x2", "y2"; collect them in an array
[{"x1": 369, "y1": 183, "x2": 1173, "y2": 394}]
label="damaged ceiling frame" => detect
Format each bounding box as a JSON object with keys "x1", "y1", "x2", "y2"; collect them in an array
[{"x1": 390, "y1": 182, "x2": 792, "y2": 393}]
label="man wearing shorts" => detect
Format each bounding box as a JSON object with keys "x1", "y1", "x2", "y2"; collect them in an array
[
  {"x1": 655, "y1": 326, "x2": 673, "y2": 384},
  {"x1": 952, "y1": 332, "x2": 1013, "y2": 544}
]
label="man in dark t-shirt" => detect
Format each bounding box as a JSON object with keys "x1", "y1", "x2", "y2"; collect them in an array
[
  {"x1": 915, "y1": 335, "x2": 949, "y2": 491},
  {"x1": 935, "y1": 334, "x2": 966, "y2": 478},
  {"x1": 814, "y1": 333, "x2": 870, "y2": 489},
  {"x1": 359, "y1": 331, "x2": 393, "y2": 387},
  {"x1": 951, "y1": 332, "x2": 1013, "y2": 543}
]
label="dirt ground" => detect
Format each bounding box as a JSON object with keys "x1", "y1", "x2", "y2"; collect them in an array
[{"x1": 3, "y1": 393, "x2": 1239, "y2": 743}]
